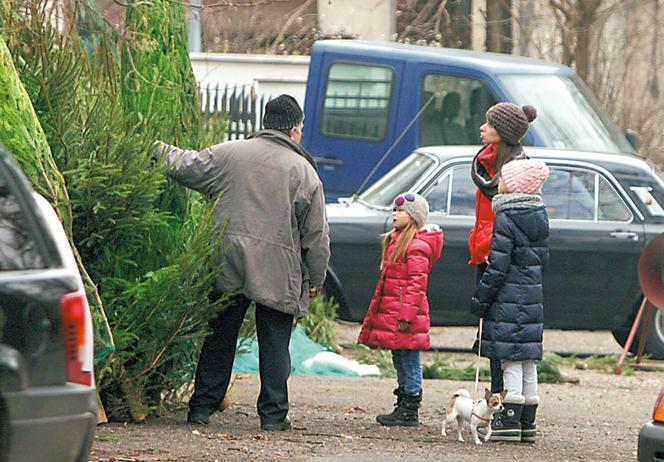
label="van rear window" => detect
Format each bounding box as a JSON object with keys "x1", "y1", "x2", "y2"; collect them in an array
[{"x1": 321, "y1": 63, "x2": 393, "y2": 141}]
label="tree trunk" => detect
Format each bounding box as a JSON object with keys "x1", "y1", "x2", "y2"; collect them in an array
[{"x1": 486, "y1": 0, "x2": 512, "y2": 53}]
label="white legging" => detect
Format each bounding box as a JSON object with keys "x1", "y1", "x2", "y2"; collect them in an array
[{"x1": 501, "y1": 360, "x2": 538, "y2": 403}]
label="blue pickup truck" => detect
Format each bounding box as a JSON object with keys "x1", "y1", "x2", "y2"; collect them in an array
[{"x1": 301, "y1": 40, "x2": 636, "y2": 201}]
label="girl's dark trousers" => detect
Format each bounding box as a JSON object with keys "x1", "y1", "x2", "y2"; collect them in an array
[
  {"x1": 476, "y1": 263, "x2": 504, "y2": 393},
  {"x1": 188, "y1": 293, "x2": 294, "y2": 425}
]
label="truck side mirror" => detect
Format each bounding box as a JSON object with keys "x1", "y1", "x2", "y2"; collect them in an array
[{"x1": 625, "y1": 129, "x2": 638, "y2": 150}]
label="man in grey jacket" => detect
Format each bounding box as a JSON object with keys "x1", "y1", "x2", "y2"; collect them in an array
[{"x1": 154, "y1": 94, "x2": 330, "y2": 430}]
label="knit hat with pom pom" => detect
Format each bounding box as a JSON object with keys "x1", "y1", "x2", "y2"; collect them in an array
[
  {"x1": 485, "y1": 103, "x2": 537, "y2": 145},
  {"x1": 393, "y1": 192, "x2": 429, "y2": 228}
]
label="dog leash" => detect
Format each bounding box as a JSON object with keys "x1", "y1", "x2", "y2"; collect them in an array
[{"x1": 473, "y1": 318, "x2": 483, "y2": 395}]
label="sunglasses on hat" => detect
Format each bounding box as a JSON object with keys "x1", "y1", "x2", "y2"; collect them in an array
[{"x1": 394, "y1": 193, "x2": 416, "y2": 207}]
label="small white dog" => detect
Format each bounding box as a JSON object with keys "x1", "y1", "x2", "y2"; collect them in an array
[{"x1": 441, "y1": 388, "x2": 506, "y2": 445}]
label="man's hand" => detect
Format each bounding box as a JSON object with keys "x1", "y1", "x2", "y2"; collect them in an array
[
  {"x1": 398, "y1": 321, "x2": 410, "y2": 332},
  {"x1": 150, "y1": 140, "x2": 166, "y2": 164},
  {"x1": 309, "y1": 287, "x2": 318, "y2": 299}
]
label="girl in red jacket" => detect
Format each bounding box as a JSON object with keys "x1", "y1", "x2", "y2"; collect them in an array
[
  {"x1": 468, "y1": 103, "x2": 537, "y2": 396},
  {"x1": 358, "y1": 192, "x2": 443, "y2": 427}
]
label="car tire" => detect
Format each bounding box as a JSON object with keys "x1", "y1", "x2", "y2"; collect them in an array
[
  {"x1": 0, "y1": 398, "x2": 9, "y2": 462},
  {"x1": 612, "y1": 300, "x2": 664, "y2": 360},
  {"x1": 322, "y1": 278, "x2": 351, "y2": 321}
]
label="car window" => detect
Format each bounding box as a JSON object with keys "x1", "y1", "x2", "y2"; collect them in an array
[
  {"x1": 360, "y1": 153, "x2": 435, "y2": 207},
  {"x1": 424, "y1": 164, "x2": 475, "y2": 216},
  {"x1": 449, "y1": 165, "x2": 476, "y2": 216},
  {"x1": 598, "y1": 176, "x2": 632, "y2": 221},
  {"x1": 420, "y1": 74, "x2": 497, "y2": 147},
  {"x1": 424, "y1": 171, "x2": 450, "y2": 213},
  {"x1": 0, "y1": 175, "x2": 45, "y2": 271},
  {"x1": 321, "y1": 63, "x2": 393, "y2": 141},
  {"x1": 542, "y1": 167, "x2": 631, "y2": 222},
  {"x1": 543, "y1": 169, "x2": 594, "y2": 220},
  {"x1": 630, "y1": 186, "x2": 664, "y2": 218}
]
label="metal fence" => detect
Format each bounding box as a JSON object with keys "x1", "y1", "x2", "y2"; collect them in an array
[{"x1": 200, "y1": 84, "x2": 268, "y2": 140}]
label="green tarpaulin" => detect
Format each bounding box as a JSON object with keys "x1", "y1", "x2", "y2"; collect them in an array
[{"x1": 233, "y1": 328, "x2": 381, "y2": 377}]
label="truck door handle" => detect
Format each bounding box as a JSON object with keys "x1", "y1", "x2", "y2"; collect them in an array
[
  {"x1": 314, "y1": 157, "x2": 344, "y2": 167},
  {"x1": 609, "y1": 231, "x2": 639, "y2": 241}
]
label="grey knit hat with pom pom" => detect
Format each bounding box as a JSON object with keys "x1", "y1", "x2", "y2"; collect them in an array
[
  {"x1": 394, "y1": 192, "x2": 429, "y2": 228},
  {"x1": 485, "y1": 103, "x2": 537, "y2": 145}
]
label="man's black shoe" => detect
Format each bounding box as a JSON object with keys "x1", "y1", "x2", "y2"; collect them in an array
[
  {"x1": 260, "y1": 415, "x2": 292, "y2": 431},
  {"x1": 187, "y1": 411, "x2": 211, "y2": 425}
]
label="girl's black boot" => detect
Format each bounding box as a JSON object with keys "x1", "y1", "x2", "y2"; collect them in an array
[
  {"x1": 376, "y1": 392, "x2": 421, "y2": 427},
  {"x1": 520, "y1": 403, "x2": 538, "y2": 443},
  {"x1": 375, "y1": 387, "x2": 403, "y2": 422}
]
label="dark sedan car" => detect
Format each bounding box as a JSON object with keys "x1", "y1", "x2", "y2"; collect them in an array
[
  {"x1": 0, "y1": 148, "x2": 96, "y2": 462},
  {"x1": 324, "y1": 146, "x2": 664, "y2": 358}
]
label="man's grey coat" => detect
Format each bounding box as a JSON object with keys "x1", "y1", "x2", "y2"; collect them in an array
[{"x1": 156, "y1": 131, "x2": 330, "y2": 317}]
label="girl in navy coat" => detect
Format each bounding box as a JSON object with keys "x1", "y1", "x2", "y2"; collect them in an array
[{"x1": 471, "y1": 159, "x2": 550, "y2": 444}]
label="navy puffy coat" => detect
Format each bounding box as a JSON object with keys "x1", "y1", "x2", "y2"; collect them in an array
[{"x1": 470, "y1": 201, "x2": 549, "y2": 361}]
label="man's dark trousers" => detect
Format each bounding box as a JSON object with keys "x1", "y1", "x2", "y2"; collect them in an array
[{"x1": 188, "y1": 293, "x2": 294, "y2": 425}]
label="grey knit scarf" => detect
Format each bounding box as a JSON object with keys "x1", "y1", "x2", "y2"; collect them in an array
[{"x1": 492, "y1": 193, "x2": 544, "y2": 214}]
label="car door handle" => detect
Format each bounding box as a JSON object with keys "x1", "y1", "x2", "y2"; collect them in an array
[
  {"x1": 314, "y1": 156, "x2": 344, "y2": 167},
  {"x1": 609, "y1": 231, "x2": 639, "y2": 241}
]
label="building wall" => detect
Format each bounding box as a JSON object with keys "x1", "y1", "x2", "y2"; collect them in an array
[
  {"x1": 190, "y1": 52, "x2": 310, "y2": 107},
  {"x1": 317, "y1": 0, "x2": 396, "y2": 41}
]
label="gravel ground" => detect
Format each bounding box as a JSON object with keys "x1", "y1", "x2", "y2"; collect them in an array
[
  {"x1": 92, "y1": 369, "x2": 659, "y2": 462},
  {"x1": 335, "y1": 322, "x2": 624, "y2": 356},
  {"x1": 91, "y1": 325, "x2": 660, "y2": 462}
]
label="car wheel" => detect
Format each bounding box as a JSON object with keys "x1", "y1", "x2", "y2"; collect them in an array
[
  {"x1": 0, "y1": 399, "x2": 9, "y2": 461},
  {"x1": 643, "y1": 307, "x2": 664, "y2": 359},
  {"x1": 612, "y1": 300, "x2": 664, "y2": 360},
  {"x1": 322, "y1": 278, "x2": 351, "y2": 320}
]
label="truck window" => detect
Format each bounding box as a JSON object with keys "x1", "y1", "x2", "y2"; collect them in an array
[
  {"x1": 420, "y1": 74, "x2": 496, "y2": 147},
  {"x1": 321, "y1": 63, "x2": 393, "y2": 141},
  {"x1": 499, "y1": 74, "x2": 634, "y2": 154}
]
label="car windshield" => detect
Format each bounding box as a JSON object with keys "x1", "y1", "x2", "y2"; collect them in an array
[
  {"x1": 499, "y1": 74, "x2": 634, "y2": 154},
  {"x1": 359, "y1": 152, "x2": 436, "y2": 207}
]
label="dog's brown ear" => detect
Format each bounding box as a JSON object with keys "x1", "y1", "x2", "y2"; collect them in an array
[
  {"x1": 500, "y1": 390, "x2": 508, "y2": 400},
  {"x1": 484, "y1": 388, "x2": 492, "y2": 400}
]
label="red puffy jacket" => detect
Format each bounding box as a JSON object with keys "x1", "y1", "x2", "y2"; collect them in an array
[
  {"x1": 468, "y1": 145, "x2": 497, "y2": 265},
  {"x1": 357, "y1": 227, "x2": 444, "y2": 350}
]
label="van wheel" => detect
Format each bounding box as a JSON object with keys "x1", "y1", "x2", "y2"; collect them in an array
[{"x1": 612, "y1": 300, "x2": 664, "y2": 360}]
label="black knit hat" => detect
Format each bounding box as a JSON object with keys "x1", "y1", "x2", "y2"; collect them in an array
[
  {"x1": 263, "y1": 94, "x2": 304, "y2": 130},
  {"x1": 485, "y1": 103, "x2": 537, "y2": 145}
]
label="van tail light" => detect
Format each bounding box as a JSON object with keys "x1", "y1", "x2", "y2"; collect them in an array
[
  {"x1": 60, "y1": 291, "x2": 92, "y2": 386},
  {"x1": 653, "y1": 388, "x2": 664, "y2": 423}
]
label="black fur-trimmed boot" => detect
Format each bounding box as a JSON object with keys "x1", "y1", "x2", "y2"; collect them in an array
[
  {"x1": 375, "y1": 387, "x2": 404, "y2": 423},
  {"x1": 376, "y1": 392, "x2": 421, "y2": 427},
  {"x1": 521, "y1": 397, "x2": 539, "y2": 443}
]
